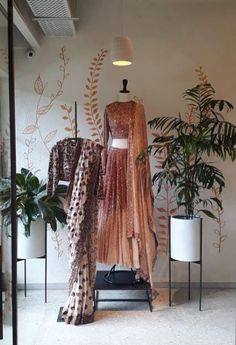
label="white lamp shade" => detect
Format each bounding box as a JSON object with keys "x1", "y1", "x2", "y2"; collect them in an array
[{"x1": 111, "y1": 36, "x2": 133, "y2": 66}]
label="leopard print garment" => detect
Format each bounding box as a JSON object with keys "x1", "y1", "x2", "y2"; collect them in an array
[{"x1": 62, "y1": 139, "x2": 102, "y2": 325}]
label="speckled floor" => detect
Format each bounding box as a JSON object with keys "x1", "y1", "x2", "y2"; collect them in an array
[{"x1": 16, "y1": 288, "x2": 236, "y2": 345}]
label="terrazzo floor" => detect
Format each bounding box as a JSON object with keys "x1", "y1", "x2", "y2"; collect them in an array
[{"x1": 13, "y1": 288, "x2": 236, "y2": 345}]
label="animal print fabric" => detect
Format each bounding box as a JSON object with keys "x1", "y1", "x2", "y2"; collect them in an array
[
  {"x1": 47, "y1": 138, "x2": 83, "y2": 196},
  {"x1": 62, "y1": 139, "x2": 102, "y2": 325}
]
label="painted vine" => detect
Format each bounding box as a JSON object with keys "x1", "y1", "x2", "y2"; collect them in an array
[
  {"x1": 195, "y1": 66, "x2": 226, "y2": 252},
  {"x1": 23, "y1": 46, "x2": 69, "y2": 170},
  {"x1": 152, "y1": 131, "x2": 176, "y2": 254},
  {"x1": 51, "y1": 228, "x2": 64, "y2": 258},
  {"x1": 0, "y1": 48, "x2": 8, "y2": 64},
  {"x1": 60, "y1": 103, "x2": 80, "y2": 137},
  {"x1": 84, "y1": 48, "x2": 108, "y2": 143}
]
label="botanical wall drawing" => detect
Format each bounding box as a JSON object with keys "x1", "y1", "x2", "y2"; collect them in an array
[
  {"x1": 0, "y1": 48, "x2": 8, "y2": 64},
  {"x1": 211, "y1": 186, "x2": 226, "y2": 252},
  {"x1": 23, "y1": 46, "x2": 69, "y2": 171},
  {"x1": 21, "y1": 47, "x2": 108, "y2": 257},
  {"x1": 60, "y1": 103, "x2": 79, "y2": 137},
  {"x1": 83, "y1": 48, "x2": 108, "y2": 144}
]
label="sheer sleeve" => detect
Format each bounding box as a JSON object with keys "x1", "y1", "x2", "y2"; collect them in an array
[{"x1": 47, "y1": 144, "x2": 60, "y2": 196}]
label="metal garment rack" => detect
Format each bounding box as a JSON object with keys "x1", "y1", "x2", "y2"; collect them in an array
[
  {"x1": 168, "y1": 218, "x2": 203, "y2": 311},
  {"x1": 17, "y1": 222, "x2": 47, "y2": 303}
]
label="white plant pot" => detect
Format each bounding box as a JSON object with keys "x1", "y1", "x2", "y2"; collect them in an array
[
  {"x1": 170, "y1": 216, "x2": 201, "y2": 262},
  {"x1": 17, "y1": 219, "x2": 45, "y2": 259}
]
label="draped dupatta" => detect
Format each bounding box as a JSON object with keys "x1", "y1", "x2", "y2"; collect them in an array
[{"x1": 127, "y1": 102, "x2": 158, "y2": 286}]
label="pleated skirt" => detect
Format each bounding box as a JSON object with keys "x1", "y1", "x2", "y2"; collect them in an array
[{"x1": 97, "y1": 147, "x2": 135, "y2": 267}]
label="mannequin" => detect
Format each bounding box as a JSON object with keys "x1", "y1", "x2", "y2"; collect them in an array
[
  {"x1": 112, "y1": 79, "x2": 131, "y2": 149},
  {"x1": 118, "y1": 79, "x2": 131, "y2": 102},
  {"x1": 97, "y1": 79, "x2": 158, "y2": 286}
]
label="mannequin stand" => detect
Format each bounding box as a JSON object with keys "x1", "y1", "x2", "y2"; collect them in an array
[
  {"x1": 95, "y1": 269, "x2": 152, "y2": 311},
  {"x1": 103, "y1": 264, "x2": 137, "y2": 285}
]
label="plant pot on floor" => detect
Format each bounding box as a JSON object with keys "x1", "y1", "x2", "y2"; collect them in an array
[
  {"x1": 170, "y1": 215, "x2": 202, "y2": 262},
  {"x1": 17, "y1": 219, "x2": 46, "y2": 259}
]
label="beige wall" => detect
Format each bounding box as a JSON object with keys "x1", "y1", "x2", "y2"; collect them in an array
[{"x1": 9, "y1": 0, "x2": 236, "y2": 285}]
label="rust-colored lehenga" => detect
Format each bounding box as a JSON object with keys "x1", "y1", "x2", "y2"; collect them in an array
[{"x1": 97, "y1": 100, "x2": 158, "y2": 286}]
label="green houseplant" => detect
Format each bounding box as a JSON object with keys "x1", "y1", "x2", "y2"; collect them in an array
[
  {"x1": 149, "y1": 83, "x2": 236, "y2": 218},
  {"x1": 148, "y1": 83, "x2": 236, "y2": 261},
  {"x1": 0, "y1": 168, "x2": 67, "y2": 237}
]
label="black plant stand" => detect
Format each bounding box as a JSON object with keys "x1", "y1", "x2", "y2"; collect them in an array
[
  {"x1": 168, "y1": 218, "x2": 203, "y2": 311},
  {"x1": 17, "y1": 222, "x2": 47, "y2": 303}
]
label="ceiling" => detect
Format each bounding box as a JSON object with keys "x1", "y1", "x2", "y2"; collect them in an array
[{"x1": 0, "y1": 0, "x2": 79, "y2": 50}]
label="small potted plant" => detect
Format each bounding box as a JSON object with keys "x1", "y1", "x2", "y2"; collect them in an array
[
  {"x1": 0, "y1": 168, "x2": 67, "y2": 259},
  {"x1": 148, "y1": 83, "x2": 236, "y2": 261}
]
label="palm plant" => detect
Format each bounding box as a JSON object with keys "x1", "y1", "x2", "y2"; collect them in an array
[
  {"x1": 148, "y1": 83, "x2": 236, "y2": 219},
  {"x1": 0, "y1": 168, "x2": 67, "y2": 237}
]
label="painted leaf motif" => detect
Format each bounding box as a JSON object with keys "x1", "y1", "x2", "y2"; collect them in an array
[
  {"x1": 65, "y1": 127, "x2": 72, "y2": 132},
  {"x1": 220, "y1": 235, "x2": 227, "y2": 242},
  {"x1": 23, "y1": 125, "x2": 37, "y2": 134},
  {"x1": 37, "y1": 104, "x2": 53, "y2": 116},
  {"x1": 44, "y1": 130, "x2": 57, "y2": 144},
  {"x1": 156, "y1": 208, "x2": 166, "y2": 212},
  {"x1": 170, "y1": 208, "x2": 177, "y2": 214},
  {"x1": 60, "y1": 104, "x2": 67, "y2": 111},
  {"x1": 34, "y1": 74, "x2": 44, "y2": 95},
  {"x1": 158, "y1": 216, "x2": 167, "y2": 220}
]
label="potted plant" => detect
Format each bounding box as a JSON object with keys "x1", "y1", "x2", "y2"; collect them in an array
[
  {"x1": 148, "y1": 83, "x2": 236, "y2": 261},
  {"x1": 0, "y1": 168, "x2": 67, "y2": 259}
]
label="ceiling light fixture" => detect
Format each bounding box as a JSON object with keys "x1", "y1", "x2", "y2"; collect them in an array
[
  {"x1": 111, "y1": 0, "x2": 133, "y2": 67},
  {"x1": 111, "y1": 36, "x2": 133, "y2": 66}
]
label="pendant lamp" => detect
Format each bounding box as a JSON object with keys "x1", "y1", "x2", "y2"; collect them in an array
[{"x1": 111, "y1": 36, "x2": 133, "y2": 66}]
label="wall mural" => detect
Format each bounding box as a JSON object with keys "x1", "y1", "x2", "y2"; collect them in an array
[
  {"x1": 195, "y1": 67, "x2": 226, "y2": 253},
  {"x1": 83, "y1": 48, "x2": 108, "y2": 144},
  {"x1": 0, "y1": 48, "x2": 8, "y2": 65},
  {"x1": 23, "y1": 46, "x2": 69, "y2": 171},
  {"x1": 21, "y1": 46, "x2": 108, "y2": 257},
  {"x1": 18, "y1": 43, "x2": 226, "y2": 257},
  {"x1": 21, "y1": 46, "x2": 70, "y2": 257},
  {"x1": 211, "y1": 186, "x2": 225, "y2": 252},
  {"x1": 153, "y1": 66, "x2": 226, "y2": 254},
  {"x1": 60, "y1": 103, "x2": 79, "y2": 136}
]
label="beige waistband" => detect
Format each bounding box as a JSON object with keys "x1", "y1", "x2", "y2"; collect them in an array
[{"x1": 111, "y1": 138, "x2": 128, "y2": 149}]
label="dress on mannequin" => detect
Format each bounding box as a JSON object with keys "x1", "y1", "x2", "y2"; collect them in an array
[{"x1": 97, "y1": 82, "x2": 158, "y2": 286}]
